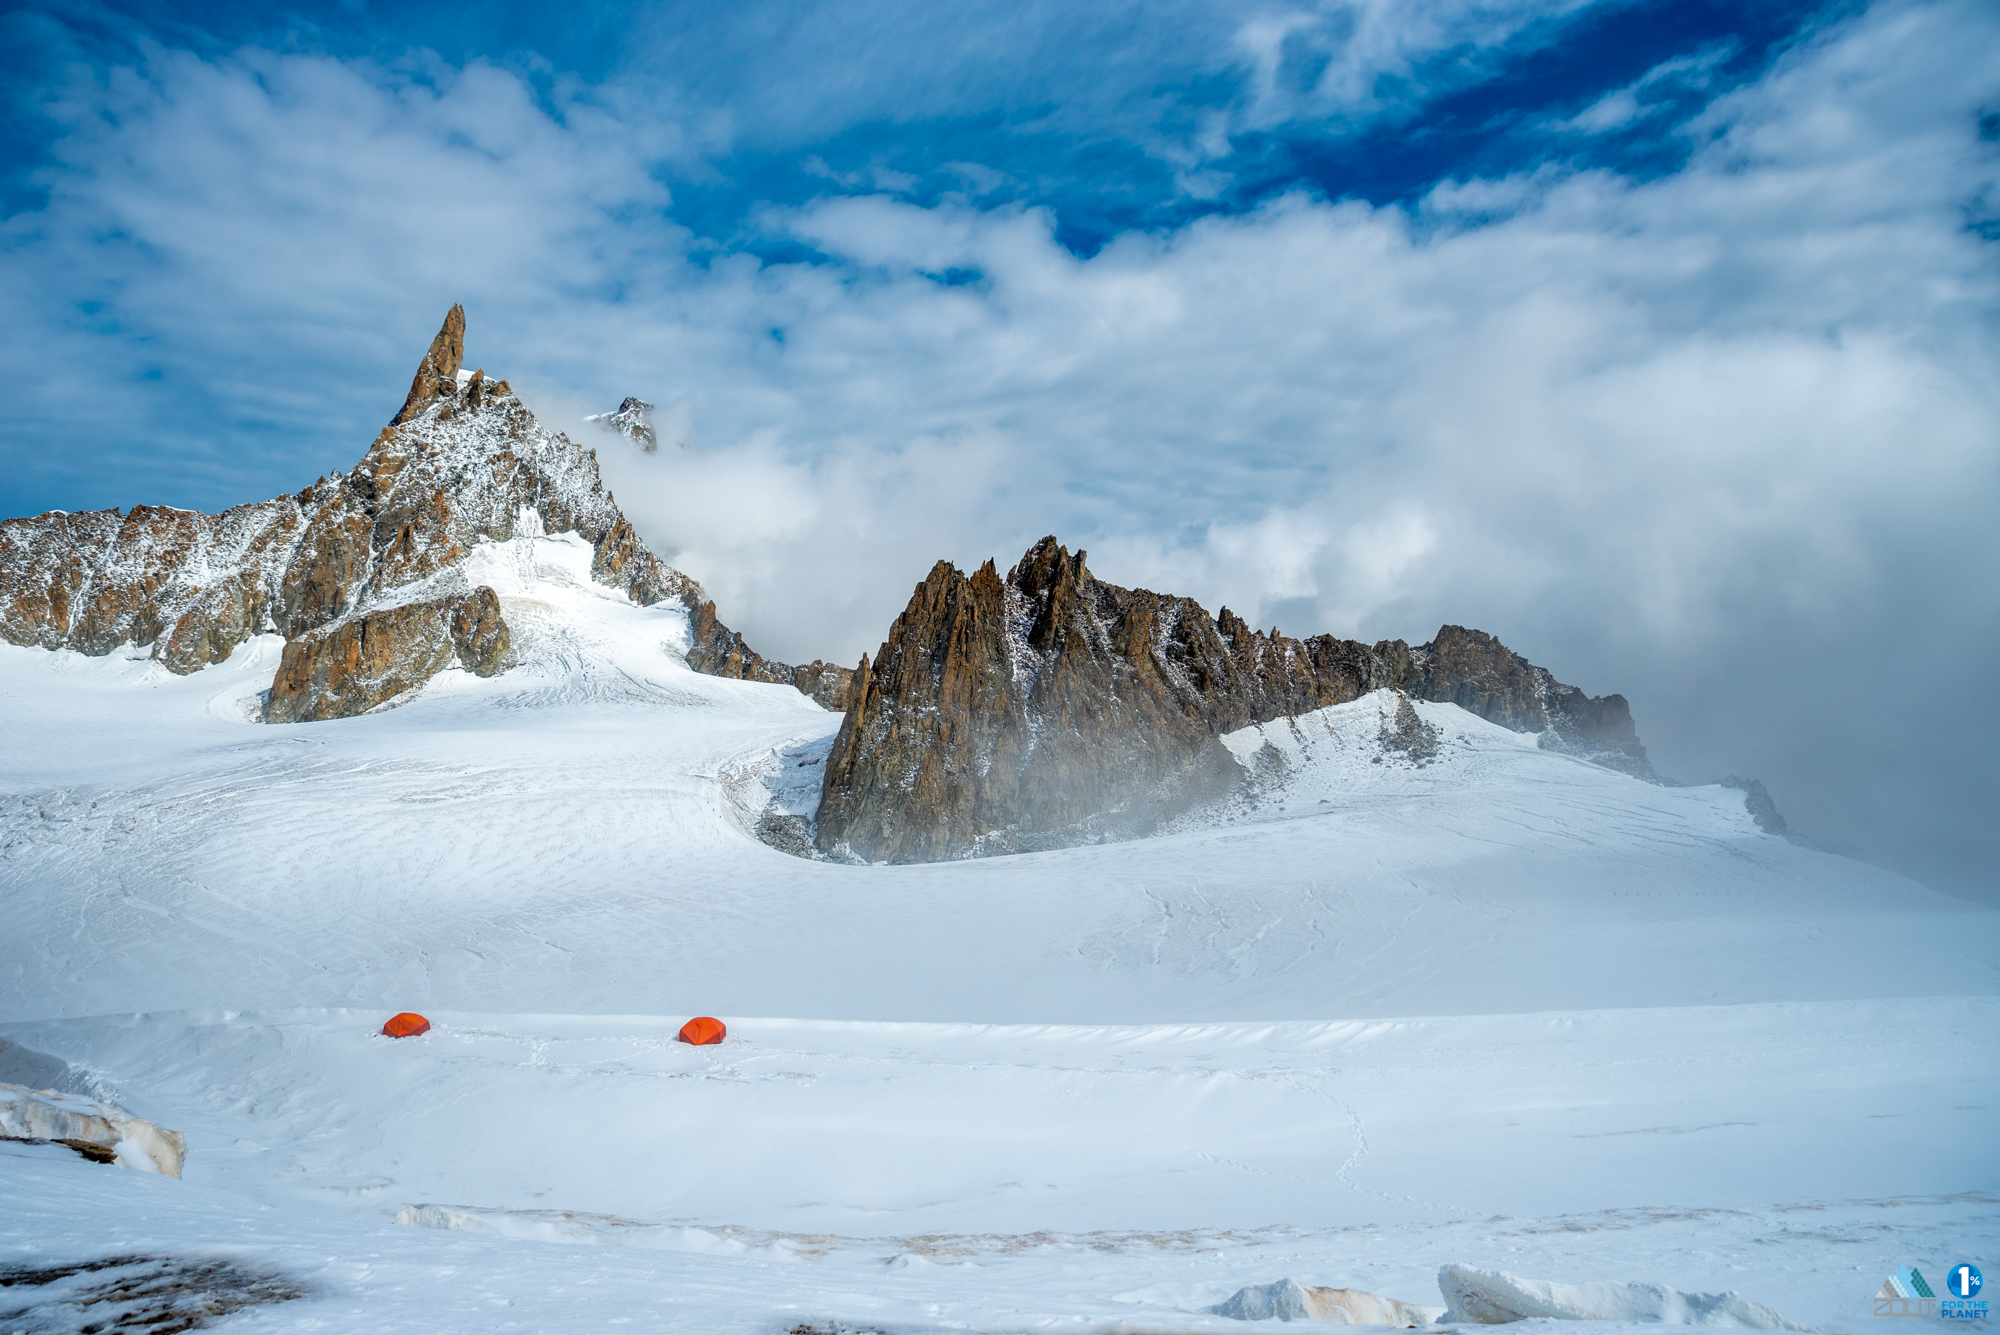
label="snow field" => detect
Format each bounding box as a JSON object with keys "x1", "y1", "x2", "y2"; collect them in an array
[
  {"x1": 2, "y1": 610, "x2": 1990, "y2": 1024},
  {"x1": 2, "y1": 529, "x2": 1997, "y2": 1332},
  {"x1": 6, "y1": 1002, "x2": 1994, "y2": 1237},
  {"x1": 3, "y1": 1000, "x2": 1995, "y2": 1333}
]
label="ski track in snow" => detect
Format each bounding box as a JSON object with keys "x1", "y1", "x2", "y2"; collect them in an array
[{"x1": 1, "y1": 529, "x2": 1996, "y2": 1333}]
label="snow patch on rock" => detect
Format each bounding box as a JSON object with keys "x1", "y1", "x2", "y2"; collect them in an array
[
  {"x1": 1207, "y1": 1277, "x2": 1442, "y2": 1325},
  {"x1": 0, "y1": 1081, "x2": 186, "y2": 1176}
]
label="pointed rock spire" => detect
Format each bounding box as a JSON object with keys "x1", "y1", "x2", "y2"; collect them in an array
[
  {"x1": 0, "y1": 299, "x2": 850, "y2": 720},
  {"x1": 394, "y1": 304, "x2": 466, "y2": 424}
]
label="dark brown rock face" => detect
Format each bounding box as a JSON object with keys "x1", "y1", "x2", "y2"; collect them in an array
[
  {"x1": 0, "y1": 502, "x2": 307, "y2": 673},
  {"x1": 447, "y1": 585, "x2": 510, "y2": 677},
  {"x1": 684, "y1": 598, "x2": 853, "y2": 709},
  {"x1": 394, "y1": 303, "x2": 467, "y2": 424},
  {"x1": 264, "y1": 589, "x2": 512, "y2": 723},
  {"x1": 816, "y1": 550, "x2": 1245, "y2": 862},
  {"x1": 1403, "y1": 624, "x2": 1649, "y2": 773},
  {"x1": 816, "y1": 536, "x2": 1653, "y2": 863},
  {"x1": 0, "y1": 307, "x2": 846, "y2": 718}
]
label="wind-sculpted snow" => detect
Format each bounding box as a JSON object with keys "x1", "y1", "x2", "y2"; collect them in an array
[
  {"x1": 1207, "y1": 1277, "x2": 1442, "y2": 1325},
  {"x1": 1438, "y1": 1265, "x2": 1811, "y2": 1328},
  {"x1": 0, "y1": 306, "x2": 848, "y2": 720}
]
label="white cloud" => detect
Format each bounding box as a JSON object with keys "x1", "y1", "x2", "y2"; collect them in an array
[
  {"x1": 1556, "y1": 43, "x2": 1737, "y2": 136},
  {"x1": 600, "y1": 0, "x2": 1604, "y2": 172},
  {"x1": 1214, "y1": 0, "x2": 1590, "y2": 125}
]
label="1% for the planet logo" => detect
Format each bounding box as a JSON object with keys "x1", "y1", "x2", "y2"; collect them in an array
[{"x1": 1941, "y1": 1263, "x2": 1986, "y2": 1322}]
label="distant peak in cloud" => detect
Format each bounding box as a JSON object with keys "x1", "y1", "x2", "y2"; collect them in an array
[{"x1": 587, "y1": 397, "x2": 660, "y2": 452}]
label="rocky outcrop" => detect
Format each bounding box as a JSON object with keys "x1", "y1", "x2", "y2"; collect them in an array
[
  {"x1": 394, "y1": 303, "x2": 466, "y2": 424},
  {"x1": 0, "y1": 501, "x2": 304, "y2": 672},
  {"x1": 816, "y1": 536, "x2": 1653, "y2": 863},
  {"x1": 265, "y1": 588, "x2": 511, "y2": 723},
  {"x1": 1378, "y1": 692, "x2": 1443, "y2": 764},
  {"x1": 0, "y1": 307, "x2": 846, "y2": 719},
  {"x1": 1405, "y1": 625, "x2": 1648, "y2": 773},
  {"x1": 684, "y1": 598, "x2": 852, "y2": 709},
  {"x1": 1722, "y1": 776, "x2": 1791, "y2": 837}
]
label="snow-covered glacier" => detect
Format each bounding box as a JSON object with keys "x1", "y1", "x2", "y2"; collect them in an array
[{"x1": 2, "y1": 517, "x2": 1995, "y2": 1335}]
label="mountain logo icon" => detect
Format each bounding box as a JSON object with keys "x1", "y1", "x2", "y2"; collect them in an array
[{"x1": 1879, "y1": 1268, "x2": 1936, "y2": 1300}]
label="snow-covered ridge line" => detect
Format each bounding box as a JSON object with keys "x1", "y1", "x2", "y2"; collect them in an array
[{"x1": 0, "y1": 305, "x2": 850, "y2": 720}]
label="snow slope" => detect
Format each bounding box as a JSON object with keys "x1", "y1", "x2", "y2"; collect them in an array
[
  {"x1": 8, "y1": 1000, "x2": 1992, "y2": 1236},
  {"x1": 0, "y1": 532, "x2": 1989, "y2": 1024},
  {"x1": 2, "y1": 1000, "x2": 1993, "y2": 1334},
  {"x1": 2, "y1": 529, "x2": 1995, "y2": 1333}
]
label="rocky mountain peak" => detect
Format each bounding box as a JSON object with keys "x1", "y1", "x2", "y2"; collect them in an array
[
  {"x1": 814, "y1": 535, "x2": 1653, "y2": 863},
  {"x1": 393, "y1": 303, "x2": 466, "y2": 424},
  {"x1": 0, "y1": 306, "x2": 849, "y2": 719},
  {"x1": 586, "y1": 397, "x2": 659, "y2": 452}
]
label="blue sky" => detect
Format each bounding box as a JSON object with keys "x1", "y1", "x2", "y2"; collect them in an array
[
  {"x1": 5, "y1": 0, "x2": 1841, "y2": 259},
  {"x1": 2, "y1": 0, "x2": 1895, "y2": 520},
  {"x1": 2, "y1": 0, "x2": 1998, "y2": 899}
]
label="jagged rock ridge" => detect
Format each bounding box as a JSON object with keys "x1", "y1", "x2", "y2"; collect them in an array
[
  {"x1": 0, "y1": 307, "x2": 849, "y2": 719},
  {"x1": 815, "y1": 537, "x2": 1653, "y2": 863}
]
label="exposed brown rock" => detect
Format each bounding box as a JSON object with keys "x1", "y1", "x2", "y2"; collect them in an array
[
  {"x1": 277, "y1": 486, "x2": 371, "y2": 635},
  {"x1": 1404, "y1": 624, "x2": 1649, "y2": 773},
  {"x1": 789, "y1": 659, "x2": 854, "y2": 712},
  {"x1": 686, "y1": 598, "x2": 852, "y2": 710},
  {"x1": 816, "y1": 536, "x2": 1654, "y2": 863},
  {"x1": 0, "y1": 306, "x2": 844, "y2": 720},
  {"x1": 394, "y1": 302, "x2": 466, "y2": 424},
  {"x1": 268, "y1": 598, "x2": 446, "y2": 723},
  {"x1": 265, "y1": 588, "x2": 511, "y2": 723},
  {"x1": 1, "y1": 500, "x2": 305, "y2": 668},
  {"x1": 0, "y1": 1135, "x2": 119, "y2": 1165},
  {"x1": 816, "y1": 543, "x2": 1247, "y2": 863},
  {"x1": 448, "y1": 585, "x2": 510, "y2": 677}
]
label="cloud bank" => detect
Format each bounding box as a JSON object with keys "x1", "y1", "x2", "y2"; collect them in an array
[{"x1": 1, "y1": 0, "x2": 1996, "y2": 898}]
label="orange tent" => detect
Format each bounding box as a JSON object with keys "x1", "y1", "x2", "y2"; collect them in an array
[
  {"x1": 382, "y1": 1012, "x2": 432, "y2": 1038},
  {"x1": 678, "y1": 1016, "x2": 725, "y2": 1046}
]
